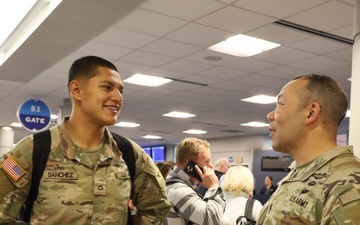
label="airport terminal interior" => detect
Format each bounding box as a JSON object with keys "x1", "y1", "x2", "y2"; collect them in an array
[{"x1": 0, "y1": 0, "x2": 356, "y2": 191}]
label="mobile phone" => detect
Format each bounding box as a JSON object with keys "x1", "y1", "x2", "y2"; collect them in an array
[{"x1": 184, "y1": 160, "x2": 204, "y2": 182}]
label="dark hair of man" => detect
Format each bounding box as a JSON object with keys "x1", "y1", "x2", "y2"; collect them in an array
[
  {"x1": 292, "y1": 74, "x2": 348, "y2": 128},
  {"x1": 68, "y1": 56, "x2": 118, "y2": 90},
  {"x1": 156, "y1": 162, "x2": 172, "y2": 178}
]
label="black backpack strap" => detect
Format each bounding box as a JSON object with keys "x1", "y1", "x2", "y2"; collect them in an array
[
  {"x1": 111, "y1": 132, "x2": 135, "y2": 180},
  {"x1": 20, "y1": 129, "x2": 51, "y2": 222},
  {"x1": 244, "y1": 199, "x2": 255, "y2": 221},
  {"x1": 235, "y1": 199, "x2": 255, "y2": 225},
  {"x1": 111, "y1": 132, "x2": 135, "y2": 225}
]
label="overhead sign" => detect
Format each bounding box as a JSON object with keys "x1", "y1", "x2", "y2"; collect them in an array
[{"x1": 17, "y1": 99, "x2": 51, "y2": 132}]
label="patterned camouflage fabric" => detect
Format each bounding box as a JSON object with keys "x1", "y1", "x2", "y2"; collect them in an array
[
  {"x1": 0, "y1": 118, "x2": 171, "y2": 225},
  {"x1": 257, "y1": 146, "x2": 360, "y2": 225}
]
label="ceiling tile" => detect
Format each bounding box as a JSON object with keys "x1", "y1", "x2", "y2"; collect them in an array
[
  {"x1": 253, "y1": 46, "x2": 315, "y2": 64},
  {"x1": 288, "y1": 36, "x2": 350, "y2": 54},
  {"x1": 233, "y1": 0, "x2": 329, "y2": 19},
  {"x1": 289, "y1": 56, "x2": 350, "y2": 72},
  {"x1": 76, "y1": 41, "x2": 134, "y2": 60},
  {"x1": 258, "y1": 65, "x2": 310, "y2": 79},
  {"x1": 115, "y1": 8, "x2": 187, "y2": 36},
  {"x1": 224, "y1": 58, "x2": 279, "y2": 72},
  {"x1": 94, "y1": 27, "x2": 157, "y2": 49},
  {"x1": 196, "y1": 6, "x2": 275, "y2": 34},
  {"x1": 165, "y1": 23, "x2": 233, "y2": 47},
  {"x1": 162, "y1": 59, "x2": 215, "y2": 74},
  {"x1": 246, "y1": 24, "x2": 311, "y2": 45},
  {"x1": 120, "y1": 50, "x2": 176, "y2": 67},
  {"x1": 141, "y1": 38, "x2": 202, "y2": 58},
  {"x1": 286, "y1": 1, "x2": 354, "y2": 31},
  {"x1": 198, "y1": 66, "x2": 249, "y2": 80},
  {"x1": 140, "y1": 0, "x2": 225, "y2": 21}
]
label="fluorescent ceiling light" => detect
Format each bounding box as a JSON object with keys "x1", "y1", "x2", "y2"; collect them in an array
[
  {"x1": 346, "y1": 110, "x2": 351, "y2": 118},
  {"x1": 240, "y1": 121, "x2": 269, "y2": 127},
  {"x1": 1, "y1": 126, "x2": 13, "y2": 131},
  {"x1": 241, "y1": 95, "x2": 276, "y2": 104},
  {"x1": 114, "y1": 122, "x2": 140, "y2": 128},
  {"x1": 182, "y1": 129, "x2": 207, "y2": 134},
  {"x1": 208, "y1": 34, "x2": 280, "y2": 57},
  {"x1": 123, "y1": 74, "x2": 172, "y2": 87},
  {"x1": 51, "y1": 114, "x2": 58, "y2": 119},
  {"x1": 10, "y1": 122, "x2": 22, "y2": 127},
  {"x1": 0, "y1": 0, "x2": 62, "y2": 66},
  {"x1": 163, "y1": 111, "x2": 196, "y2": 118},
  {"x1": 142, "y1": 135, "x2": 162, "y2": 139}
]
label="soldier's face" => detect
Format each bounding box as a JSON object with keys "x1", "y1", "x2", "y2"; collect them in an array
[
  {"x1": 266, "y1": 80, "x2": 307, "y2": 154},
  {"x1": 79, "y1": 67, "x2": 124, "y2": 127}
]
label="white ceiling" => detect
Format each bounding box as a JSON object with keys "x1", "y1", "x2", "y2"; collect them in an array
[{"x1": 0, "y1": 0, "x2": 354, "y2": 147}]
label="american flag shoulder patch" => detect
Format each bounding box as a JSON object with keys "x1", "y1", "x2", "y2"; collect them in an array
[{"x1": 1, "y1": 156, "x2": 26, "y2": 182}]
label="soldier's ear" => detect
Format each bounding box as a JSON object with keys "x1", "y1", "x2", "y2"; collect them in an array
[
  {"x1": 305, "y1": 102, "x2": 321, "y2": 125},
  {"x1": 69, "y1": 80, "x2": 82, "y2": 101}
]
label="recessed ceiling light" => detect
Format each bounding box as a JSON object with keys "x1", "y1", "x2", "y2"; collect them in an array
[
  {"x1": 163, "y1": 111, "x2": 196, "y2": 118},
  {"x1": 240, "y1": 122, "x2": 269, "y2": 127},
  {"x1": 10, "y1": 122, "x2": 22, "y2": 127},
  {"x1": 123, "y1": 74, "x2": 172, "y2": 87},
  {"x1": 208, "y1": 34, "x2": 280, "y2": 57},
  {"x1": 182, "y1": 129, "x2": 207, "y2": 134},
  {"x1": 1, "y1": 126, "x2": 13, "y2": 131},
  {"x1": 114, "y1": 122, "x2": 140, "y2": 127},
  {"x1": 346, "y1": 110, "x2": 351, "y2": 118},
  {"x1": 0, "y1": 0, "x2": 62, "y2": 66},
  {"x1": 241, "y1": 95, "x2": 276, "y2": 104},
  {"x1": 142, "y1": 135, "x2": 162, "y2": 139}
]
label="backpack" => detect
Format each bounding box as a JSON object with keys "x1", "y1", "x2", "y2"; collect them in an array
[
  {"x1": 236, "y1": 199, "x2": 256, "y2": 225},
  {"x1": 19, "y1": 129, "x2": 136, "y2": 225}
]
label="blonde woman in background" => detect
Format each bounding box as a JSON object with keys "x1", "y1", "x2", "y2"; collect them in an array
[{"x1": 221, "y1": 166, "x2": 263, "y2": 224}]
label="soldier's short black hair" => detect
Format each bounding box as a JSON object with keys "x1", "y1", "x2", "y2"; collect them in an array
[
  {"x1": 293, "y1": 74, "x2": 348, "y2": 127},
  {"x1": 68, "y1": 56, "x2": 118, "y2": 90}
]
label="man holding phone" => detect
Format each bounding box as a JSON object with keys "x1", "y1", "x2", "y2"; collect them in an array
[{"x1": 163, "y1": 137, "x2": 226, "y2": 225}]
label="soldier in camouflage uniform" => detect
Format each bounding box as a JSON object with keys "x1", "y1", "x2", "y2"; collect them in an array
[
  {"x1": 257, "y1": 74, "x2": 360, "y2": 225},
  {"x1": 0, "y1": 56, "x2": 171, "y2": 224}
]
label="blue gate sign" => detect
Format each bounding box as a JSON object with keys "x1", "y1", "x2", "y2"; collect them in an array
[{"x1": 17, "y1": 99, "x2": 51, "y2": 132}]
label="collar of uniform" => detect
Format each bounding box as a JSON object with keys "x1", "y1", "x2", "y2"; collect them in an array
[
  {"x1": 58, "y1": 117, "x2": 114, "y2": 161},
  {"x1": 287, "y1": 146, "x2": 353, "y2": 182}
]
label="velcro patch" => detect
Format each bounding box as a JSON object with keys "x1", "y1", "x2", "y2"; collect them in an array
[
  {"x1": 347, "y1": 204, "x2": 360, "y2": 224},
  {"x1": 1, "y1": 156, "x2": 25, "y2": 181}
]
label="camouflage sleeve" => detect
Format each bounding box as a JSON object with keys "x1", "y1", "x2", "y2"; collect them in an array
[
  {"x1": 129, "y1": 140, "x2": 171, "y2": 225},
  {"x1": 324, "y1": 186, "x2": 360, "y2": 224},
  {"x1": 0, "y1": 137, "x2": 33, "y2": 223}
]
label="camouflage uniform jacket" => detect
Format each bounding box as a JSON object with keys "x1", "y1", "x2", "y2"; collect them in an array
[
  {"x1": 257, "y1": 146, "x2": 360, "y2": 225},
  {"x1": 0, "y1": 118, "x2": 171, "y2": 225}
]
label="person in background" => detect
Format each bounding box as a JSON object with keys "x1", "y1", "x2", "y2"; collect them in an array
[
  {"x1": 156, "y1": 162, "x2": 173, "y2": 179},
  {"x1": 0, "y1": 56, "x2": 171, "y2": 224},
  {"x1": 198, "y1": 157, "x2": 231, "y2": 197},
  {"x1": 164, "y1": 137, "x2": 226, "y2": 225},
  {"x1": 259, "y1": 176, "x2": 277, "y2": 196},
  {"x1": 222, "y1": 166, "x2": 263, "y2": 224},
  {"x1": 166, "y1": 160, "x2": 176, "y2": 169},
  {"x1": 257, "y1": 74, "x2": 360, "y2": 224}
]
